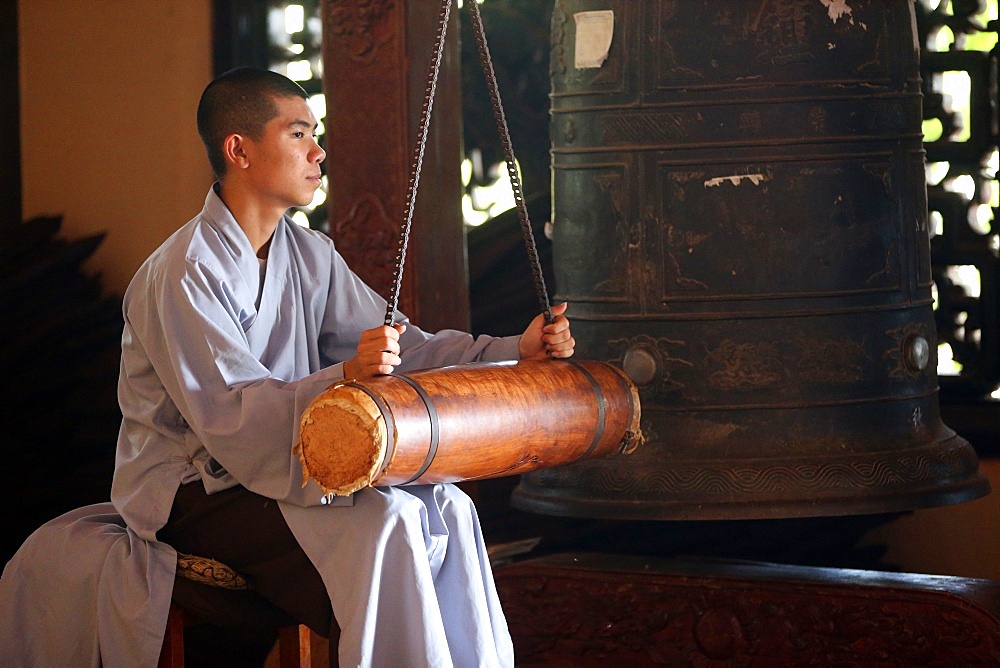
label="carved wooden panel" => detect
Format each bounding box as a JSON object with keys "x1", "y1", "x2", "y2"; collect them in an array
[
  {"x1": 322, "y1": 0, "x2": 469, "y2": 332},
  {"x1": 496, "y1": 553, "x2": 1000, "y2": 666}
]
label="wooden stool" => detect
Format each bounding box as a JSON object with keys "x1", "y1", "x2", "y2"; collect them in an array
[{"x1": 158, "y1": 552, "x2": 331, "y2": 667}]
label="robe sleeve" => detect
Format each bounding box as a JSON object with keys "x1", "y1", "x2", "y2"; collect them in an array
[{"x1": 126, "y1": 257, "x2": 340, "y2": 506}]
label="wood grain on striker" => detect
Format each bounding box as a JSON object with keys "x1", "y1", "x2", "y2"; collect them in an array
[{"x1": 297, "y1": 360, "x2": 642, "y2": 496}]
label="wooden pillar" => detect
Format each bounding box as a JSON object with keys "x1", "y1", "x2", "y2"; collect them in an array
[{"x1": 321, "y1": 0, "x2": 469, "y2": 333}]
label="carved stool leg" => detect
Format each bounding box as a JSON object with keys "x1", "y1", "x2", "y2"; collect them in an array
[
  {"x1": 159, "y1": 601, "x2": 323, "y2": 668},
  {"x1": 157, "y1": 604, "x2": 187, "y2": 668},
  {"x1": 168, "y1": 549, "x2": 332, "y2": 666},
  {"x1": 278, "y1": 624, "x2": 308, "y2": 667}
]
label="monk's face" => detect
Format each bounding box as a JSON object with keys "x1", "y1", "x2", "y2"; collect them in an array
[{"x1": 240, "y1": 95, "x2": 325, "y2": 211}]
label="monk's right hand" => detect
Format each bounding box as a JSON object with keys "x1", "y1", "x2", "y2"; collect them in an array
[{"x1": 344, "y1": 324, "x2": 406, "y2": 379}]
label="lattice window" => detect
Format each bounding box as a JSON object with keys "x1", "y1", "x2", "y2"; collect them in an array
[
  {"x1": 269, "y1": 2, "x2": 328, "y2": 231},
  {"x1": 917, "y1": 0, "x2": 1000, "y2": 401}
]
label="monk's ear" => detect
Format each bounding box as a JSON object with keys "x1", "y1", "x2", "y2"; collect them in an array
[{"x1": 223, "y1": 134, "x2": 250, "y2": 170}]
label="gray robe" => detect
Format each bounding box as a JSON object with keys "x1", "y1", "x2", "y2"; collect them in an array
[{"x1": 0, "y1": 187, "x2": 517, "y2": 667}]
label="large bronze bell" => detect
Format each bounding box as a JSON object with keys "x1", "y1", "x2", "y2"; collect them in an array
[{"x1": 512, "y1": 0, "x2": 990, "y2": 520}]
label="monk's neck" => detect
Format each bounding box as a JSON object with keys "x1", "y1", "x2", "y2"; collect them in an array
[{"x1": 218, "y1": 184, "x2": 282, "y2": 259}]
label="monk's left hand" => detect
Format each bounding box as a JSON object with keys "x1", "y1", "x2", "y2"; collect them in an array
[{"x1": 518, "y1": 302, "x2": 575, "y2": 361}]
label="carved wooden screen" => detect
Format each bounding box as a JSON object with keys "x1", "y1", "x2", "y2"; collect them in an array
[
  {"x1": 212, "y1": 0, "x2": 328, "y2": 232},
  {"x1": 916, "y1": 0, "x2": 1000, "y2": 402}
]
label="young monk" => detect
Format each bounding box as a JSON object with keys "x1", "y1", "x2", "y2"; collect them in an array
[{"x1": 0, "y1": 67, "x2": 573, "y2": 666}]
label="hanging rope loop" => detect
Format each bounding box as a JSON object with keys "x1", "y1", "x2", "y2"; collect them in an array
[{"x1": 385, "y1": 0, "x2": 554, "y2": 327}]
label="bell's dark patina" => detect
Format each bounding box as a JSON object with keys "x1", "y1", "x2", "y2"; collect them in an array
[{"x1": 512, "y1": 0, "x2": 990, "y2": 520}]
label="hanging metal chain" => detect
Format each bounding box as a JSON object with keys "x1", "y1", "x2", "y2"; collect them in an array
[
  {"x1": 385, "y1": 0, "x2": 554, "y2": 327},
  {"x1": 384, "y1": 0, "x2": 453, "y2": 326},
  {"x1": 467, "y1": 0, "x2": 554, "y2": 325}
]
